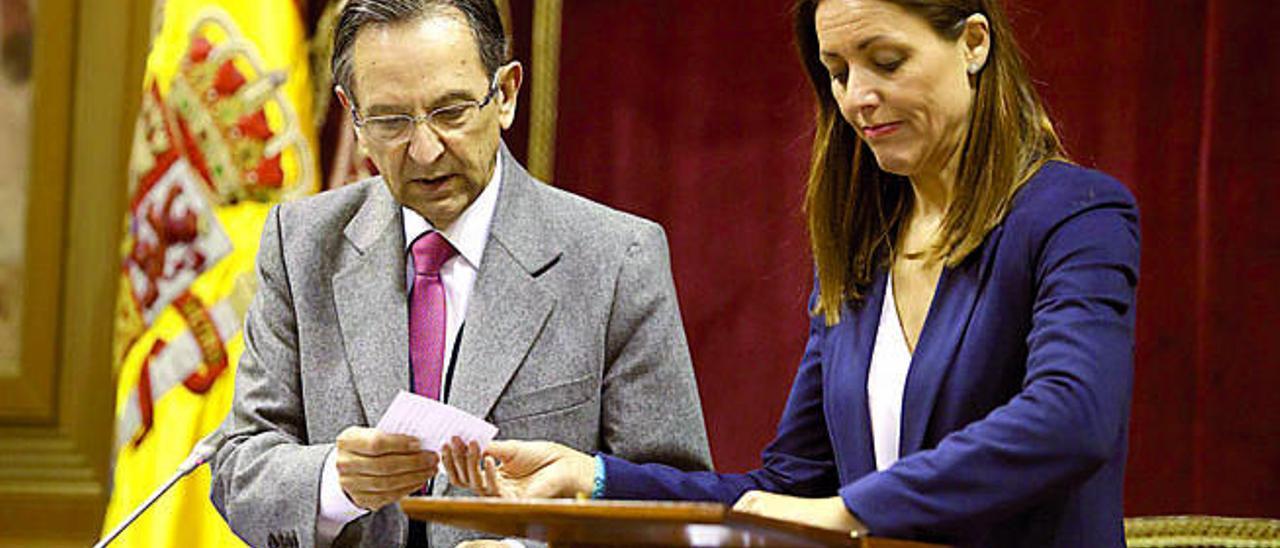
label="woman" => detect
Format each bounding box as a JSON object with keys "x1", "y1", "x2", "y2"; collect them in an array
[{"x1": 443, "y1": 0, "x2": 1138, "y2": 546}]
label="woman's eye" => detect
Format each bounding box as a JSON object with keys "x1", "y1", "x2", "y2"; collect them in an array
[
  {"x1": 830, "y1": 70, "x2": 848, "y2": 85},
  {"x1": 875, "y1": 58, "x2": 904, "y2": 72}
]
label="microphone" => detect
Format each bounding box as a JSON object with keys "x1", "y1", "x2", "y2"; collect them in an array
[{"x1": 94, "y1": 426, "x2": 228, "y2": 548}]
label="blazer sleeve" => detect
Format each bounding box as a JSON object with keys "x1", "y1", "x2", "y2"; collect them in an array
[
  {"x1": 598, "y1": 221, "x2": 714, "y2": 472},
  {"x1": 839, "y1": 193, "x2": 1140, "y2": 539},
  {"x1": 209, "y1": 205, "x2": 331, "y2": 548},
  {"x1": 603, "y1": 286, "x2": 841, "y2": 503}
]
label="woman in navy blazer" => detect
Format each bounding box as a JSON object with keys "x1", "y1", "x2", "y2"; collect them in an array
[{"x1": 443, "y1": 0, "x2": 1139, "y2": 546}]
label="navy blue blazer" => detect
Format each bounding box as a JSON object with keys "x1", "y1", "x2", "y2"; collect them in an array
[{"x1": 602, "y1": 161, "x2": 1140, "y2": 547}]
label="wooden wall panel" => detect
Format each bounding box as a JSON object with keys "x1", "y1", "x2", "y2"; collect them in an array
[{"x1": 0, "y1": 0, "x2": 152, "y2": 544}]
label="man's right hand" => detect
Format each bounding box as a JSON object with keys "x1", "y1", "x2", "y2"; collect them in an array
[{"x1": 335, "y1": 427, "x2": 438, "y2": 511}]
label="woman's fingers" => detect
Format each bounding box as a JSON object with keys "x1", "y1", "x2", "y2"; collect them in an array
[
  {"x1": 448, "y1": 438, "x2": 467, "y2": 486},
  {"x1": 465, "y1": 440, "x2": 482, "y2": 490},
  {"x1": 483, "y1": 455, "x2": 500, "y2": 496},
  {"x1": 442, "y1": 437, "x2": 502, "y2": 495},
  {"x1": 441, "y1": 443, "x2": 461, "y2": 487},
  {"x1": 732, "y1": 490, "x2": 764, "y2": 514}
]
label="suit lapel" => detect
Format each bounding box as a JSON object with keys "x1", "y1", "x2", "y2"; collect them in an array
[
  {"x1": 333, "y1": 181, "x2": 410, "y2": 425},
  {"x1": 898, "y1": 226, "x2": 1002, "y2": 454},
  {"x1": 448, "y1": 145, "x2": 560, "y2": 420}
]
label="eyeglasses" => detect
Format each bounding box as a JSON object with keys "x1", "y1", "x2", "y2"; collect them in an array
[{"x1": 351, "y1": 68, "x2": 502, "y2": 145}]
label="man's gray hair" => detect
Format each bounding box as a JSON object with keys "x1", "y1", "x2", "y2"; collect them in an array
[{"x1": 332, "y1": 0, "x2": 509, "y2": 104}]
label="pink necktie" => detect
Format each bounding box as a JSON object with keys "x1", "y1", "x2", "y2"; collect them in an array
[{"x1": 409, "y1": 232, "x2": 456, "y2": 400}]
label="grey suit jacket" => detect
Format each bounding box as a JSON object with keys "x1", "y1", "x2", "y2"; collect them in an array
[{"x1": 210, "y1": 145, "x2": 712, "y2": 547}]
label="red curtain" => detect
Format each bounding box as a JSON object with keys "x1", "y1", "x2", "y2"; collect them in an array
[
  {"x1": 538, "y1": 0, "x2": 1278, "y2": 517},
  {"x1": 1007, "y1": 0, "x2": 1280, "y2": 515},
  {"x1": 549, "y1": 1, "x2": 815, "y2": 482}
]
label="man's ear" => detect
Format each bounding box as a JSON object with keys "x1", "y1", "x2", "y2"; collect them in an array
[
  {"x1": 334, "y1": 85, "x2": 368, "y2": 154},
  {"x1": 496, "y1": 62, "x2": 523, "y2": 130},
  {"x1": 335, "y1": 85, "x2": 354, "y2": 113}
]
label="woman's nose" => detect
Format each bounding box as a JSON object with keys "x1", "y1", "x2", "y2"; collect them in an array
[{"x1": 839, "y1": 73, "x2": 880, "y2": 124}]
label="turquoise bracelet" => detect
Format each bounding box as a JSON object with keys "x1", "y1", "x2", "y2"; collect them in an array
[{"x1": 591, "y1": 454, "x2": 607, "y2": 499}]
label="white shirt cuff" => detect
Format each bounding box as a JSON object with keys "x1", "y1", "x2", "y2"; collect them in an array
[{"x1": 317, "y1": 446, "x2": 369, "y2": 545}]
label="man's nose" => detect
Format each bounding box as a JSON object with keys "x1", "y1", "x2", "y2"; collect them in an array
[{"x1": 406, "y1": 121, "x2": 446, "y2": 165}]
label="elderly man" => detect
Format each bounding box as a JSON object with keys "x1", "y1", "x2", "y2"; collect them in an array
[{"x1": 208, "y1": 1, "x2": 712, "y2": 546}]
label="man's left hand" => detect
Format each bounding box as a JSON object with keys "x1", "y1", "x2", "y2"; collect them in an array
[{"x1": 732, "y1": 491, "x2": 868, "y2": 535}]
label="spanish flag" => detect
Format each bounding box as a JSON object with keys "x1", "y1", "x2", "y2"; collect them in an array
[{"x1": 103, "y1": 0, "x2": 318, "y2": 545}]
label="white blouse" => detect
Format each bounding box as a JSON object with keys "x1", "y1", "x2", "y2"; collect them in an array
[{"x1": 867, "y1": 274, "x2": 914, "y2": 471}]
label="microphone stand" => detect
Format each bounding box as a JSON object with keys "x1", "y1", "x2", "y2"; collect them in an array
[{"x1": 94, "y1": 428, "x2": 225, "y2": 548}]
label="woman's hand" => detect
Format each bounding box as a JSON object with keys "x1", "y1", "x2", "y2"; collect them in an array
[
  {"x1": 732, "y1": 491, "x2": 868, "y2": 535},
  {"x1": 441, "y1": 437, "x2": 595, "y2": 499}
]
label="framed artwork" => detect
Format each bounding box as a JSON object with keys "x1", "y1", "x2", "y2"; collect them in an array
[{"x1": 0, "y1": 0, "x2": 33, "y2": 378}]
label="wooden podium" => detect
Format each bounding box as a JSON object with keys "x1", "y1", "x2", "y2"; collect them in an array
[{"x1": 401, "y1": 497, "x2": 945, "y2": 547}]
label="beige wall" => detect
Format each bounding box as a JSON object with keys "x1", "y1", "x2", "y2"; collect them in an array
[{"x1": 0, "y1": 0, "x2": 151, "y2": 544}]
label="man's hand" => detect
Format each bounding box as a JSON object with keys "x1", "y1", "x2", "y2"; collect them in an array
[
  {"x1": 335, "y1": 427, "x2": 437, "y2": 511},
  {"x1": 733, "y1": 491, "x2": 868, "y2": 535},
  {"x1": 441, "y1": 437, "x2": 594, "y2": 499}
]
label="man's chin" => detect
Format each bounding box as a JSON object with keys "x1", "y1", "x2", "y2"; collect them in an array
[
  {"x1": 394, "y1": 177, "x2": 481, "y2": 228},
  {"x1": 407, "y1": 200, "x2": 462, "y2": 229}
]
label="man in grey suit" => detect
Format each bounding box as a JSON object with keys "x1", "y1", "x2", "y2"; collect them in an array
[{"x1": 208, "y1": 1, "x2": 712, "y2": 546}]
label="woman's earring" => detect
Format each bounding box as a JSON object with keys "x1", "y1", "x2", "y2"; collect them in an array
[{"x1": 967, "y1": 62, "x2": 982, "y2": 75}]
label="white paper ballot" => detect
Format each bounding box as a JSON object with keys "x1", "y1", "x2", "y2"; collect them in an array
[{"x1": 375, "y1": 391, "x2": 499, "y2": 452}]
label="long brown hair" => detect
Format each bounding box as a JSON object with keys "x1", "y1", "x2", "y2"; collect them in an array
[{"x1": 795, "y1": 0, "x2": 1065, "y2": 325}]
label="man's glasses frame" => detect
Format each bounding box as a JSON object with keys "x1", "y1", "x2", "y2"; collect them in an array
[{"x1": 350, "y1": 67, "x2": 503, "y2": 145}]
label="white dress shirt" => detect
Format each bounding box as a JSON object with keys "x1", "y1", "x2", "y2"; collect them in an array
[
  {"x1": 867, "y1": 273, "x2": 913, "y2": 471},
  {"x1": 316, "y1": 153, "x2": 503, "y2": 544}
]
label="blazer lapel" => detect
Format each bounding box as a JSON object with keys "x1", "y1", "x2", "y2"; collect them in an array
[
  {"x1": 333, "y1": 181, "x2": 410, "y2": 425},
  {"x1": 447, "y1": 145, "x2": 560, "y2": 420},
  {"x1": 899, "y1": 226, "x2": 1003, "y2": 454},
  {"x1": 848, "y1": 272, "x2": 889, "y2": 474}
]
